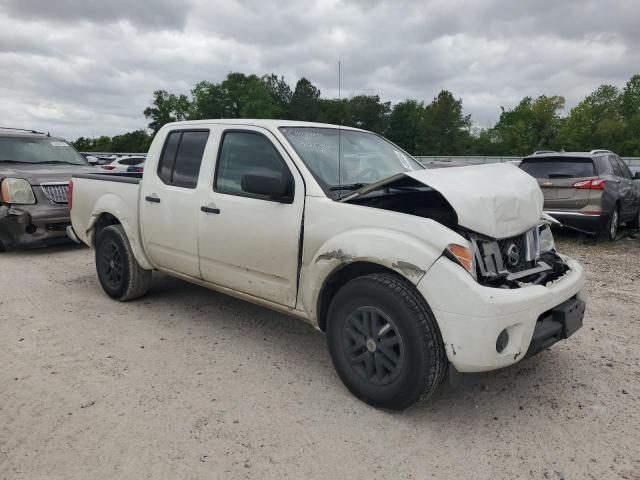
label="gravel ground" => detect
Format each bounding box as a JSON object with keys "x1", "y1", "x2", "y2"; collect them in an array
[{"x1": 1, "y1": 230, "x2": 639, "y2": 480}]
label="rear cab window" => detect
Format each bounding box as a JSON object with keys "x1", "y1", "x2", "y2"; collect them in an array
[
  {"x1": 519, "y1": 157, "x2": 595, "y2": 178},
  {"x1": 157, "y1": 130, "x2": 210, "y2": 188}
]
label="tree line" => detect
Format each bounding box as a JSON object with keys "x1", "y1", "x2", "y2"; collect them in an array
[{"x1": 73, "y1": 72, "x2": 640, "y2": 157}]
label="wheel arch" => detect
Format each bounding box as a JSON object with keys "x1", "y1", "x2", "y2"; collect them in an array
[
  {"x1": 316, "y1": 261, "x2": 413, "y2": 332},
  {"x1": 87, "y1": 195, "x2": 153, "y2": 270}
]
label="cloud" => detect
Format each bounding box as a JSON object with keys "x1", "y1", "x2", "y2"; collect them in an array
[
  {"x1": 1, "y1": 0, "x2": 188, "y2": 30},
  {"x1": 0, "y1": 0, "x2": 638, "y2": 140}
]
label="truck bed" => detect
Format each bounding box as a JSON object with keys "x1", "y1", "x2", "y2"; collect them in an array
[
  {"x1": 69, "y1": 172, "x2": 144, "y2": 257},
  {"x1": 73, "y1": 172, "x2": 143, "y2": 184}
]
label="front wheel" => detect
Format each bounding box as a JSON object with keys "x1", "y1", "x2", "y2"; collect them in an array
[
  {"x1": 326, "y1": 273, "x2": 446, "y2": 410},
  {"x1": 95, "y1": 225, "x2": 151, "y2": 301}
]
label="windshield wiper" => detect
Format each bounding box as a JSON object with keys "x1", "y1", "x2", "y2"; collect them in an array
[
  {"x1": 329, "y1": 182, "x2": 369, "y2": 191},
  {"x1": 0, "y1": 160, "x2": 34, "y2": 163}
]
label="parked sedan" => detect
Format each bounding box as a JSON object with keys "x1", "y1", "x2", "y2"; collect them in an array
[
  {"x1": 520, "y1": 150, "x2": 640, "y2": 240},
  {"x1": 101, "y1": 156, "x2": 145, "y2": 173}
]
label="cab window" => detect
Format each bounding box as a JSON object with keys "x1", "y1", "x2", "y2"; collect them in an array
[
  {"x1": 215, "y1": 131, "x2": 293, "y2": 198},
  {"x1": 157, "y1": 130, "x2": 209, "y2": 188}
]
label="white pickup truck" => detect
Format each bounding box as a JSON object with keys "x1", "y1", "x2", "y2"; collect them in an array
[{"x1": 68, "y1": 119, "x2": 586, "y2": 410}]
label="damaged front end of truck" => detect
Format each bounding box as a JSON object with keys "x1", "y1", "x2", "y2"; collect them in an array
[{"x1": 340, "y1": 162, "x2": 572, "y2": 289}]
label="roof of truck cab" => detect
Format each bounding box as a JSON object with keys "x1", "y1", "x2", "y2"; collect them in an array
[{"x1": 160, "y1": 119, "x2": 370, "y2": 133}]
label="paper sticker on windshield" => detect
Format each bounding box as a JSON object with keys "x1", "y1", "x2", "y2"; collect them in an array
[
  {"x1": 394, "y1": 150, "x2": 413, "y2": 170},
  {"x1": 50, "y1": 141, "x2": 69, "y2": 147}
]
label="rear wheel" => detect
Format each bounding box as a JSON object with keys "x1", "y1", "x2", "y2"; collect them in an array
[
  {"x1": 95, "y1": 225, "x2": 151, "y2": 301},
  {"x1": 628, "y1": 208, "x2": 640, "y2": 229},
  {"x1": 326, "y1": 273, "x2": 446, "y2": 410},
  {"x1": 599, "y1": 207, "x2": 619, "y2": 241}
]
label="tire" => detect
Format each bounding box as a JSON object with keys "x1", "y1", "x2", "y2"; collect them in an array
[
  {"x1": 628, "y1": 208, "x2": 640, "y2": 229},
  {"x1": 95, "y1": 225, "x2": 151, "y2": 301},
  {"x1": 326, "y1": 273, "x2": 446, "y2": 410},
  {"x1": 598, "y1": 207, "x2": 619, "y2": 241}
]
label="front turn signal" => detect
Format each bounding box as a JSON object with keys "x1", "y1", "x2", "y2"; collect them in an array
[{"x1": 444, "y1": 244, "x2": 475, "y2": 277}]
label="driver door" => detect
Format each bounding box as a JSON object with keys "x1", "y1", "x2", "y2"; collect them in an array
[{"x1": 198, "y1": 127, "x2": 305, "y2": 307}]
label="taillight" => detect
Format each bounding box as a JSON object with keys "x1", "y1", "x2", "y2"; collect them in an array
[
  {"x1": 102, "y1": 165, "x2": 115, "y2": 170},
  {"x1": 573, "y1": 179, "x2": 605, "y2": 190},
  {"x1": 67, "y1": 180, "x2": 73, "y2": 210}
]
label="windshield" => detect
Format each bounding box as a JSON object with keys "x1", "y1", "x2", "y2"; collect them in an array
[
  {"x1": 279, "y1": 127, "x2": 423, "y2": 194},
  {"x1": 520, "y1": 158, "x2": 594, "y2": 178},
  {"x1": 0, "y1": 137, "x2": 88, "y2": 165}
]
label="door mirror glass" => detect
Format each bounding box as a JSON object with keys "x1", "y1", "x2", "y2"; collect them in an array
[
  {"x1": 241, "y1": 172, "x2": 293, "y2": 203},
  {"x1": 634, "y1": 172, "x2": 640, "y2": 180}
]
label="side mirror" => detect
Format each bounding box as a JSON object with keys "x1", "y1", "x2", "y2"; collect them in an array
[
  {"x1": 635, "y1": 172, "x2": 640, "y2": 180},
  {"x1": 241, "y1": 172, "x2": 294, "y2": 203}
]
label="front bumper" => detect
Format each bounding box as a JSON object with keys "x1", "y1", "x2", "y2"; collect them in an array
[
  {"x1": 417, "y1": 255, "x2": 586, "y2": 372},
  {"x1": 0, "y1": 203, "x2": 72, "y2": 250}
]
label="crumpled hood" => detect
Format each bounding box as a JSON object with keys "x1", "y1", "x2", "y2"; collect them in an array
[
  {"x1": 0, "y1": 163, "x2": 96, "y2": 185},
  {"x1": 405, "y1": 163, "x2": 543, "y2": 239},
  {"x1": 342, "y1": 162, "x2": 543, "y2": 239}
]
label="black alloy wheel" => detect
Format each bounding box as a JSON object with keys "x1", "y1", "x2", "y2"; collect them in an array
[{"x1": 343, "y1": 306, "x2": 405, "y2": 386}]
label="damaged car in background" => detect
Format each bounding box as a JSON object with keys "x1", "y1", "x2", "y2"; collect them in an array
[
  {"x1": 0, "y1": 127, "x2": 95, "y2": 251},
  {"x1": 68, "y1": 120, "x2": 586, "y2": 410}
]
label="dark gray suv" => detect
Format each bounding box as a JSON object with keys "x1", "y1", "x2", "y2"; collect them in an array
[
  {"x1": 0, "y1": 128, "x2": 95, "y2": 250},
  {"x1": 520, "y1": 150, "x2": 640, "y2": 240}
]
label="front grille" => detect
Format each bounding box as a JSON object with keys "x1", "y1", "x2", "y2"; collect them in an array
[
  {"x1": 41, "y1": 183, "x2": 69, "y2": 204},
  {"x1": 497, "y1": 233, "x2": 528, "y2": 272},
  {"x1": 470, "y1": 227, "x2": 540, "y2": 279}
]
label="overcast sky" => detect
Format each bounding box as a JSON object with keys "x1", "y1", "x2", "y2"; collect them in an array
[{"x1": 1, "y1": 0, "x2": 638, "y2": 140}]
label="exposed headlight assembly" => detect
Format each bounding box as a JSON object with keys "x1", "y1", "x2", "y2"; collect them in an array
[
  {"x1": 539, "y1": 224, "x2": 555, "y2": 253},
  {"x1": 1, "y1": 178, "x2": 36, "y2": 205}
]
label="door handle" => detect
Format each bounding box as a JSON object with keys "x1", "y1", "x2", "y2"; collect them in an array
[
  {"x1": 145, "y1": 195, "x2": 161, "y2": 203},
  {"x1": 201, "y1": 206, "x2": 220, "y2": 214}
]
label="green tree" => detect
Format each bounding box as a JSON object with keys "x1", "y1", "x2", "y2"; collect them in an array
[
  {"x1": 318, "y1": 98, "x2": 349, "y2": 125},
  {"x1": 218, "y1": 72, "x2": 279, "y2": 118},
  {"x1": 387, "y1": 100, "x2": 425, "y2": 154},
  {"x1": 111, "y1": 129, "x2": 152, "y2": 152},
  {"x1": 343, "y1": 95, "x2": 390, "y2": 134},
  {"x1": 420, "y1": 90, "x2": 472, "y2": 155},
  {"x1": 620, "y1": 74, "x2": 640, "y2": 119},
  {"x1": 619, "y1": 75, "x2": 640, "y2": 155},
  {"x1": 143, "y1": 90, "x2": 190, "y2": 133},
  {"x1": 288, "y1": 78, "x2": 322, "y2": 121},
  {"x1": 555, "y1": 85, "x2": 622, "y2": 151},
  {"x1": 190, "y1": 80, "x2": 232, "y2": 119},
  {"x1": 72, "y1": 137, "x2": 93, "y2": 151},
  {"x1": 488, "y1": 95, "x2": 565, "y2": 155},
  {"x1": 262, "y1": 74, "x2": 292, "y2": 117}
]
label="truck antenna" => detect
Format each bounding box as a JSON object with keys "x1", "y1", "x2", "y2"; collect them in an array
[{"x1": 338, "y1": 60, "x2": 341, "y2": 190}]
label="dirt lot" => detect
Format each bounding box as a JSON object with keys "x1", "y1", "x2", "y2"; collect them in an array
[{"x1": 1, "y1": 231, "x2": 639, "y2": 480}]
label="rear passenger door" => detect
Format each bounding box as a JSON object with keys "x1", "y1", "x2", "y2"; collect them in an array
[
  {"x1": 614, "y1": 156, "x2": 637, "y2": 220},
  {"x1": 140, "y1": 129, "x2": 210, "y2": 278}
]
